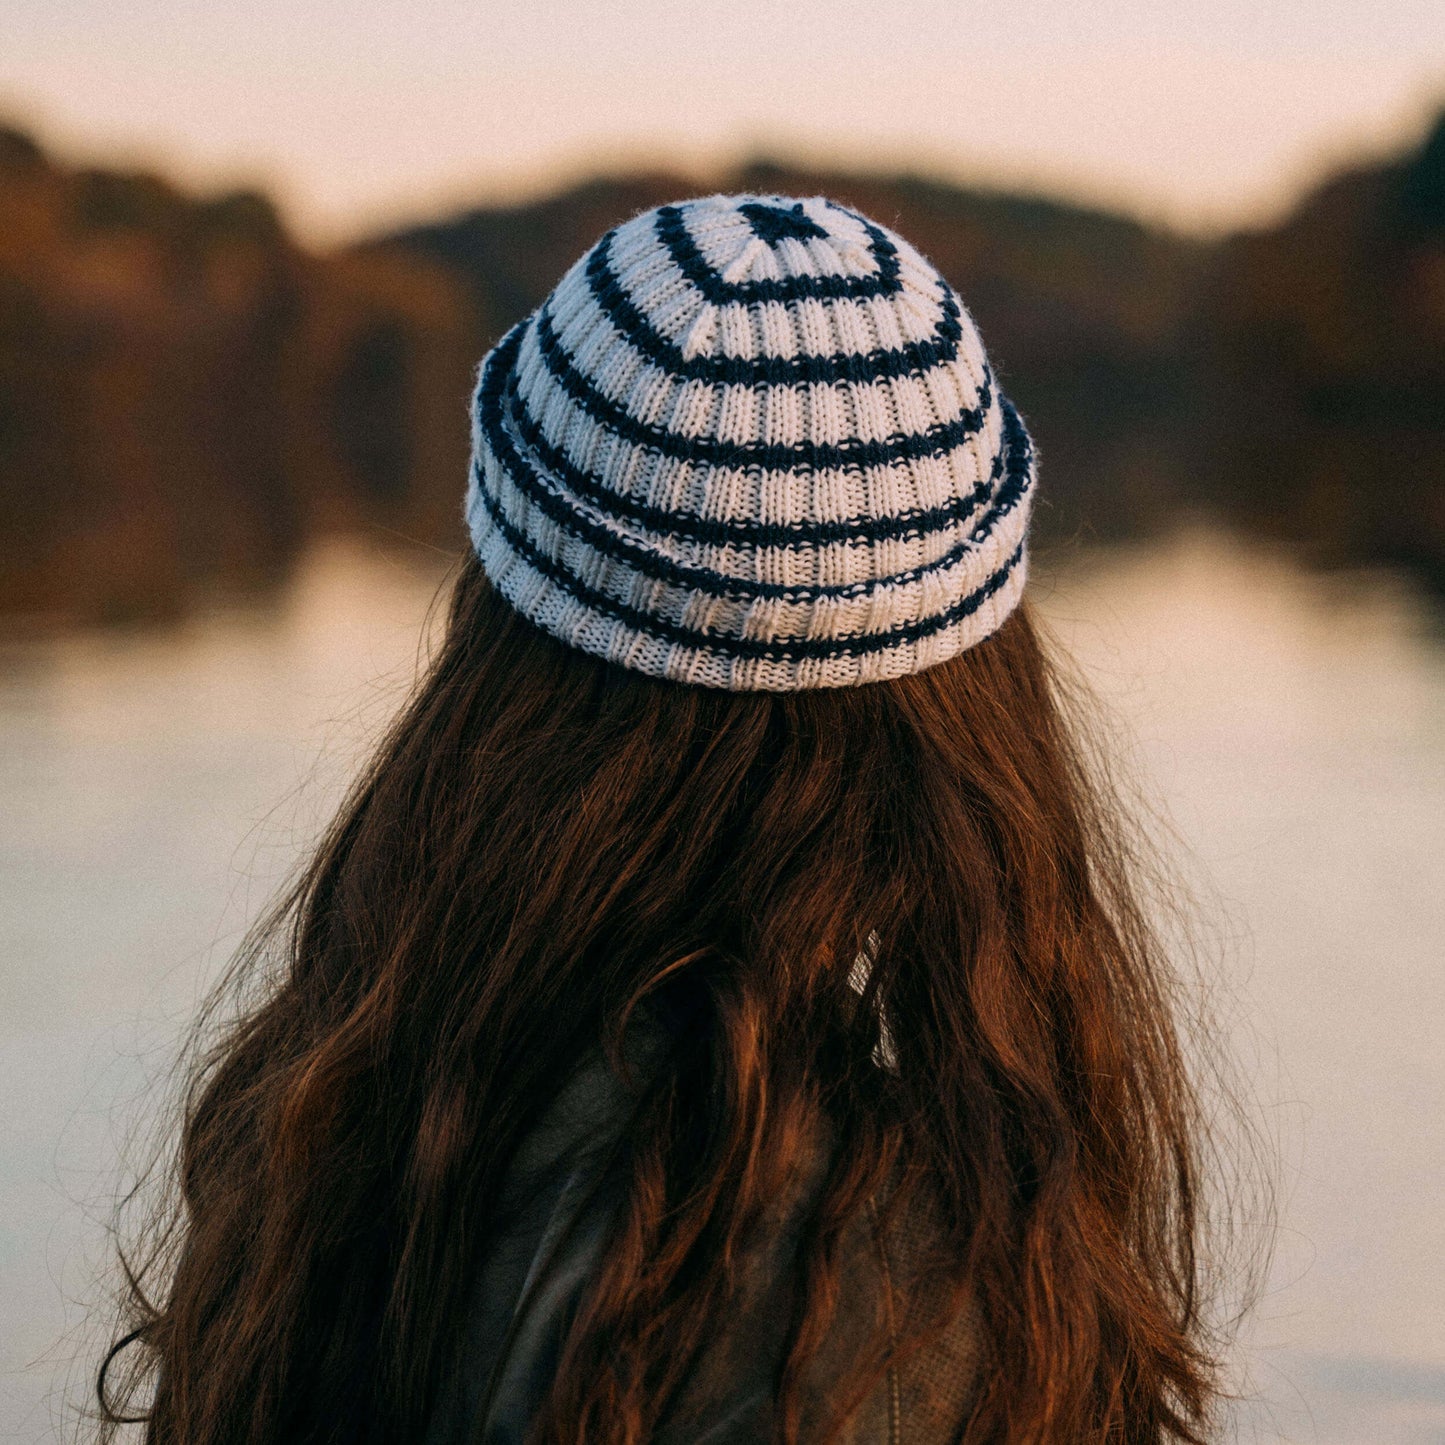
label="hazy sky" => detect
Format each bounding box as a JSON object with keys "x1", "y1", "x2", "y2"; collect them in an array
[{"x1": 6, "y1": 0, "x2": 1444, "y2": 243}]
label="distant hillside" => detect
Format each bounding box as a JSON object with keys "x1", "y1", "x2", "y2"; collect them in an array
[
  {"x1": 1, "y1": 110, "x2": 1442, "y2": 627},
  {"x1": 1200, "y1": 113, "x2": 1445, "y2": 587},
  {"x1": 0, "y1": 126, "x2": 479, "y2": 624}
]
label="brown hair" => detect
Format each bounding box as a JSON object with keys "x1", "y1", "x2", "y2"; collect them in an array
[{"x1": 97, "y1": 551, "x2": 1232, "y2": 1443}]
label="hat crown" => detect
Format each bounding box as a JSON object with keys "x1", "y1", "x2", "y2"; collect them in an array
[
  {"x1": 466, "y1": 194, "x2": 1037, "y2": 691},
  {"x1": 593, "y1": 193, "x2": 983, "y2": 377}
]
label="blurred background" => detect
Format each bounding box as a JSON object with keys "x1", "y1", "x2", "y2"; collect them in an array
[{"x1": 2, "y1": 2, "x2": 1443, "y2": 1440}]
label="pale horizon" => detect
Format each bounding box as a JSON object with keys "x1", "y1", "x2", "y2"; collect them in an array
[{"x1": 6, "y1": 0, "x2": 1445, "y2": 243}]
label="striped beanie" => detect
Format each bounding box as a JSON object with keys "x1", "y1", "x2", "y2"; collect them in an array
[{"x1": 465, "y1": 193, "x2": 1036, "y2": 691}]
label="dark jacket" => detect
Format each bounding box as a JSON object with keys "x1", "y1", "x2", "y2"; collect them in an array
[{"x1": 424, "y1": 1023, "x2": 982, "y2": 1444}]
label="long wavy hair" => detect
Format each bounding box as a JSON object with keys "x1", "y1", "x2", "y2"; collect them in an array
[{"x1": 97, "y1": 550, "x2": 1232, "y2": 1444}]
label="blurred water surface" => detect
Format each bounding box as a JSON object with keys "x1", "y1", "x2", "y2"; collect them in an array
[{"x1": 2, "y1": 528, "x2": 1442, "y2": 1443}]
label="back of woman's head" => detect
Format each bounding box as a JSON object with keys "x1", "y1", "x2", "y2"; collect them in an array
[
  {"x1": 99, "y1": 194, "x2": 1225, "y2": 1445},
  {"x1": 102, "y1": 560, "x2": 1216, "y2": 1444}
]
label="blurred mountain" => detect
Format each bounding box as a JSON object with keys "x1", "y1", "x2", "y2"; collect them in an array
[
  {"x1": 1, "y1": 110, "x2": 1442, "y2": 628},
  {"x1": 0, "y1": 126, "x2": 480, "y2": 625},
  {"x1": 1199, "y1": 112, "x2": 1445, "y2": 589}
]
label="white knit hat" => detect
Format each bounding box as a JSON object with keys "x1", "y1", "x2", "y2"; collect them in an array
[{"x1": 465, "y1": 193, "x2": 1036, "y2": 691}]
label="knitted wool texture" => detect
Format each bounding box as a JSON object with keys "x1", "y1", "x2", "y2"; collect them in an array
[{"x1": 465, "y1": 193, "x2": 1037, "y2": 691}]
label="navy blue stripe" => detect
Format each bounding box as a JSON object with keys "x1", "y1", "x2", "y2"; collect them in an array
[
  {"x1": 486, "y1": 330, "x2": 1007, "y2": 551},
  {"x1": 478, "y1": 371, "x2": 1029, "y2": 605},
  {"x1": 471, "y1": 462, "x2": 1025, "y2": 665},
  {"x1": 585, "y1": 228, "x2": 968, "y2": 387},
  {"x1": 501, "y1": 368, "x2": 1001, "y2": 550},
  {"x1": 980, "y1": 399, "x2": 1034, "y2": 538},
  {"x1": 656, "y1": 202, "x2": 904, "y2": 305},
  {"x1": 530, "y1": 307, "x2": 994, "y2": 474}
]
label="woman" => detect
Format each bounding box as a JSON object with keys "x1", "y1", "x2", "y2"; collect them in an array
[{"x1": 100, "y1": 195, "x2": 1223, "y2": 1443}]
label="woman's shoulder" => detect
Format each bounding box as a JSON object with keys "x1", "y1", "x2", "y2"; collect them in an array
[
  {"x1": 431, "y1": 1015, "x2": 983, "y2": 1444},
  {"x1": 426, "y1": 1028, "x2": 662, "y2": 1444},
  {"x1": 634, "y1": 1008, "x2": 982, "y2": 1444},
  {"x1": 657, "y1": 1131, "x2": 983, "y2": 1445}
]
